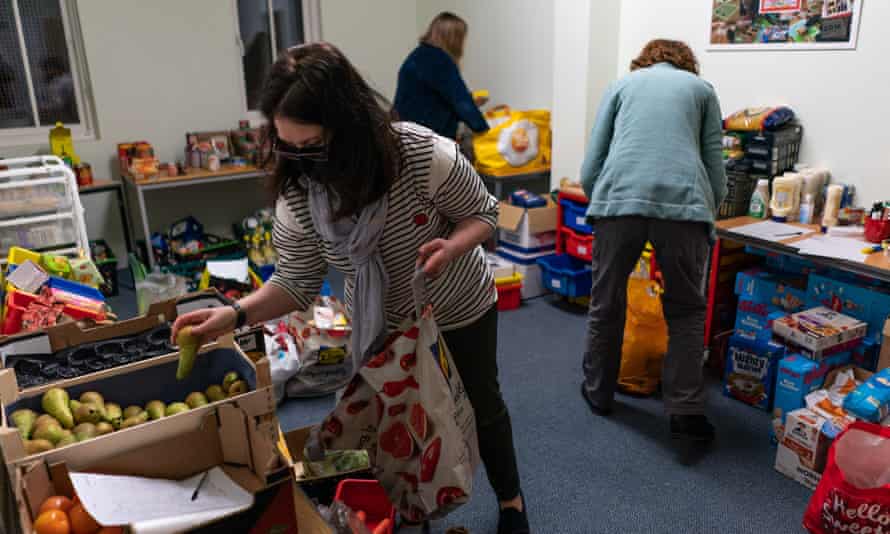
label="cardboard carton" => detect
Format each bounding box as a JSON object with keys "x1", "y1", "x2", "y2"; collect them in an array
[
  {"x1": 497, "y1": 199, "x2": 558, "y2": 252},
  {"x1": 772, "y1": 307, "x2": 867, "y2": 356},
  {"x1": 774, "y1": 439, "x2": 822, "y2": 491},
  {"x1": 772, "y1": 354, "x2": 834, "y2": 442},
  {"x1": 723, "y1": 335, "x2": 784, "y2": 411},
  {"x1": 780, "y1": 408, "x2": 832, "y2": 472},
  {"x1": 880, "y1": 319, "x2": 890, "y2": 372},
  {"x1": 807, "y1": 273, "x2": 890, "y2": 343},
  {"x1": 2, "y1": 401, "x2": 290, "y2": 534},
  {"x1": 734, "y1": 269, "x2": 807, "y2": 312},
  {"x1": 0, "y1": 337, "x2": 273, "y2": 468}
]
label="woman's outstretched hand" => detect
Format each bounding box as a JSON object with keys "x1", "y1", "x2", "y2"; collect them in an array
[{"x1": 171, "y1": 306, "x2": 238, "y2": 344}]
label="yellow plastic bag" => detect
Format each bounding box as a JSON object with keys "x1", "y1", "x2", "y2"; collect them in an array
[
  {"x1": 618, "y1": 278, "x2": 668, "y2": 396},
  {"x1": 473, "y1": 107, "x2": 551, "y2": 177}
]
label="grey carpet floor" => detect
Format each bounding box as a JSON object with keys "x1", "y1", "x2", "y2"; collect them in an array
[{"x1": 108, "y1": 271, "x2": 811, "y2": 533}]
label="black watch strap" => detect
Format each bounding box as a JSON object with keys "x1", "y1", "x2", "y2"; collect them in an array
[{"x1": 231, "y1": 302, "x2": 247, "y2": 329}]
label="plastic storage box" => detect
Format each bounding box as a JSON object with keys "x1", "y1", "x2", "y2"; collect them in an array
[
  {"x1": 744, "y1": 125, "x2": 803, "y2": 177},
  {"x1": 719, "y1": 167, "x2": 758, "y2": 220},
  {"x1": 537, "y1": 254, "x2": 592, "y2": 298},
  {"x1": 495, "y1": 272, "x2": 523, "y2": 311},
  {"x1": 564, "y1": 228, "x2": 594, "y2": 262},
  {"x1": 0, "y1": 178, "x2": 70, "y2": 220},
  {"x1": 559, "y1": 198, "x2": 592, "y2": 234},
  {"x1": 334, "y1": 479, "x2": 395, "y2": 534},
  {"x1": 0, "y1": 217, "x2": 77, "y2": 256}
]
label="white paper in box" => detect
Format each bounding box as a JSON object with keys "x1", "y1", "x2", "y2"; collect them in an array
[{"x1": 772, "y1": 307, "x2": 867, "y2": 354}]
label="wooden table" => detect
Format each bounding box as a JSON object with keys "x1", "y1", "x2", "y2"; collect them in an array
[
  {"x1": 120, "y1": 165, "x2": 266, "y2": 269},
  {"x1": 78, "y1": 179, "x2": 134, "y2": 258},
  {"x1": 716, "y1": 216, "x2": 890, "y2": 282}
]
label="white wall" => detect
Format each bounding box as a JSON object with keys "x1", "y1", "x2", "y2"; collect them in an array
[
  {"x1": 443, "y1": 0, "x2": 554, "y2": 111},
  {"x1": 320, "y1": 0, "x2": 418, "y2": 100},
  {"x1": 618, "y1": 0, "x2": 889, "y2": 205}
]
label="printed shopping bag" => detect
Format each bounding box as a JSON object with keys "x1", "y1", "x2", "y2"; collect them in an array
[
  {"x1": 318, "y1": 276, "x2": 480, "y2": 520},
  {"x1": 617, "y1": 277, "x2": 668, "y2": 396},
  {"x1": 803, "y1": 421, "x2": 890, "y2": 533},
  {"x1": 473, "y1": 106, "x2": 551, "y2": 177},
  {"x1": 285, "y1": 295, "x2": 353, "y2": 397}
]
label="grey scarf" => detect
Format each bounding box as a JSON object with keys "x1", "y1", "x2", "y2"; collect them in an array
[{"x1": 307, "y1": 182, "x2": 389, "y2": 369}]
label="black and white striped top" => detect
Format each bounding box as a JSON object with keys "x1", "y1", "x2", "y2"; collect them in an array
[{"x1": 268, "y1": 122, "x2": 497, "y2": 332}]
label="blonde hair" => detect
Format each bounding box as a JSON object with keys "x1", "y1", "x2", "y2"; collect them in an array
[{"x1": 420, "y1": 12, "x2": 467, "y2": 63}]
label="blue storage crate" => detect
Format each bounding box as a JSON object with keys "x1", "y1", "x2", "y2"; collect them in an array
[
  {"x1": 559, "y1": 199, "x2": 592, "y2": 234},
  {"x1": 47, "y1": 276, "x2": 106, "y2": 302},
  {"x1": 537, "y1": 254, "x2": 592, "y2": 297}
]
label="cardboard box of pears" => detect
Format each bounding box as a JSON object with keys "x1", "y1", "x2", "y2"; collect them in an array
[{"x1": 0, "y1": 291, "x2": 290, "y2": 534}]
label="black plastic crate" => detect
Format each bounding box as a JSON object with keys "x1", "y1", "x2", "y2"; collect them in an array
[
  {"x1": 743, "y1": 125, "x2": 803, "y2": 176},
  {"x1": 718, "y1": 169, "x2": 756, "y2": 219},
  {"x1": 89, "y1": 239, "x2": 119, "y2": 297}
]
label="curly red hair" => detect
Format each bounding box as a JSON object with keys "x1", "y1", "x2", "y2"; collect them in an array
[{"x1": 631, "y1": 39, "x2": 699, "y2": 75}]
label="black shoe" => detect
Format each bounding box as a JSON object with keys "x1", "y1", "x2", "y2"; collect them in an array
[
  {"x1": 580, "y1": 383, "x2": 612, "y2": 416},
  {"x1": 670, "y1": 414, "x2": 716, "y2": 443},
  {"x1": 498, "y1": 493, "x2": 530, "y2": 534}
]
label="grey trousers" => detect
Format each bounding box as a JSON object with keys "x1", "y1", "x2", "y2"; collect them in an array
[{"x1": 582, "y1": 216, "x2": 711, "y2": 415}]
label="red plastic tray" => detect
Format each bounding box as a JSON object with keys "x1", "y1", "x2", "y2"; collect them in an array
[{"x1": 334, "y1": 479, "x2": 395, "y2": 534}]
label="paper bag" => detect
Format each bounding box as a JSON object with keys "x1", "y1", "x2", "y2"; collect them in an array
[{"x1": 286, "y1": 296, "x2": 353, "y2": 397}]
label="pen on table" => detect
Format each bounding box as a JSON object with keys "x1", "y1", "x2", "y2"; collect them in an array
[
  {"x1": 191, "y1": 470, "x2": 210, "y2": 501},
  {"x1": 861, "y1": 245, "x2": 883, "y2": 255},
  {"x1": 776, "y1": 231, "x2": 804, "y2": 237}
]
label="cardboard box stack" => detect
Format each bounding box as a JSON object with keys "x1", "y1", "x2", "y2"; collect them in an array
[{"x1": 495, "y1": 197, "x2": 558, "y2": 300}]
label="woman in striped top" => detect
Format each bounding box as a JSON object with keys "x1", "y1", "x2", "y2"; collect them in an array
[{"x1": 172, "y1": 43, "x2": 529, "y2": 534}]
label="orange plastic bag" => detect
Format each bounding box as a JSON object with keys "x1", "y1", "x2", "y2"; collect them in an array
[{"x1": 617, "y1": 278, "x2": 668, "y2": 395}]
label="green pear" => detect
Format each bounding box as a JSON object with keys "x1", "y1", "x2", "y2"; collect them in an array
[
  {"x1": 95, "y1": 422, "x2": 114, "y2": 435},
  {"x1": 69, "y1": 399, "x2": 82, "y2": 413},
  {"x1": 123, "y1": 405, "x2": 143, "y2": 419},
  {"x1": 10, "y1": 409, "x2": 37, "y2": 440},
  {"x1": 33, "y1": 423, "x2": 65, "y2": 445},
  {"x1": 73, "y1": 423, "x2": 97, "y2": 441},
  {"x1": 227, "y1": 380, "x2": 248, "y2": 397},
  {"x1": 41, "y1": 388, "x2": 73, "y2": 429},
  {"x1": 120, "y1": 411, "x2": 149, "y2": 429},
  {"x1": 165, "y1": 402, "x2": 190, "y2": 416},
  {"x1": 222, "y1": 372, "x2": 240, "y2": 393},
  {"x1": 56, "y1": 430, "x2": 77, "y2": 447},
  {"x1": 185, "y1": 392, "x2": 208, "y2": 409},
  {"x1": 24, "y1": 439, "x2": 54, "y2": 454},
  {"x1": 80, "y1": 391, "x2": 105, "y2": 407},
  {"x1": 145, "y1": 400, "x2": 166, "y2": 420},
  {"x1": 176, "y1": 326, "x2": 203, "y2": 380},
  {"x1": 34, "y1": 414, "x2": 59, "y2": 430},
  {"x1": 104, "y1": 403, "x2": 123, "y2": 428},
  {"x1": 74, "y1": 403, "x2": 104, "y2": 425},
  {"x1": 205, "y1": 385, "x2": 226, "y2": 403}
]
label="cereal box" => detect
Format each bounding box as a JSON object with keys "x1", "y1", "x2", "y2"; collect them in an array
[
  {"x1": 723, "y1": 335, "x2": 785, "y2": 411},
  {"x1": 734, "y1": 268, "x2": 807, "y2": 312},
  {"x1": 772, "y1": 307, "x2": 867, "y2": 356},
  {"x1": 772, "y1": 355, "x2": 833, "y2": 442},
  {"x1": 774, "y1": 408, "x2": 834, "y2": 489}
]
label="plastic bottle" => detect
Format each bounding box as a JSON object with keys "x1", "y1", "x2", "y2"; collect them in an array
[
  {"x1": 799, "y1": 193, "x2": 815, "y2": 224},
  {"x1": 770, "y1": 175, "x2": 799, "y2": 222},
  {"x1": 822, "y1": 184, "x2": 844, "y2": 232},
  {"x1": 749, "y1": 179, "x2": 770, "y2": 219},
  {"x1": 262, "y1": 231, "x2": 277, "y2": 265}
]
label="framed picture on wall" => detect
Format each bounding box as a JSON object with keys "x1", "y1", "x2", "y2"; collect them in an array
[{"x1": 708, "y1": 0, "x2": 864, "y2": 50}]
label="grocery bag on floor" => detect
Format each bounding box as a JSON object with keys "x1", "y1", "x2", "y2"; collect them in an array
[
  {"x1": 617, "y1": 277, "x2": 668, "y2": 395},
  {"x1": 317, "y1": 274, "x2": 479, "y2": 521},
  {"x1": 285, "y1": 296, "x2": 353, "y2": 398},
  {"x1": 803, "y1": 421, "x2": 890, "y2": 533},
  {"x1": 473, "y1": 106, "x2": 551, "y2": 176}
]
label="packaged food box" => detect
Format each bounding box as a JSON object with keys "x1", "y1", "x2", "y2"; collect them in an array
[
  {"x1": 734, "y1": 268, "x2": 807, "y2": 312},
  {"x1": 843, "y1": 367, "x2": 890, "y2": 423},
  {"x1": 734, "y1": 300, "x2": 787, "y2": 343},
  {"x1": 497, "y1": 199, "x2": 558, "y2": 253},
  {"x1": 772, "y1": 355, "x2": 828, "y2": 441},
  {"x1": 774, "y1": 408, "x2": 834, "y2": 489},
  {"x1": 723, "y1": 335, "x2": 785, "y2": 411},
  {"x1": 807, "y1": 273, "x2": 890, "y2": 343},
  {"x1": 851, "y1": 337, "x2": 880, "y2": 372},
  {"x1": 772, "y1": 307, "x2": 867, "y2": 356}
]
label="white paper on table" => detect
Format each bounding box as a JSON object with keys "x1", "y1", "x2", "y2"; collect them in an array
[
  {"x1": 730, "y1": 220, "x2": 808, "y2": 242},
  {"x1": 206, "y1": 258, "x2": 250, "y2": 283},
  {"x1": 795, "y1": 235, "x2": 869, "y2": 263},
  {"x1": 70, "y1": 467, "x2": 254, "y2": 534}
]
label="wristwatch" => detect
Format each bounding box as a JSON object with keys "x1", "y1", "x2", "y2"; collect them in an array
[{"x1": 231, "y1": 302, "x2": 247, "y2": 329}]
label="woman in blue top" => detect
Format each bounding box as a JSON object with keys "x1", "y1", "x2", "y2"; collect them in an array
[
  {"x1": 579, "y1": 40, "x2": 727, "y2": 444},
  {"x1": 394, "y1": 12, "x2": 489, "y2": 140}
]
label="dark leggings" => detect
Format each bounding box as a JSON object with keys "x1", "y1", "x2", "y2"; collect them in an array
[{"x1": 442, "y1": 304, "x2": 522, "y2": 502}]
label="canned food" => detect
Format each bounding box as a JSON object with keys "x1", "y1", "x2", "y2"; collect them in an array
[{"x1": 75, "y1": 163, "x2": 93, "y2": 186}]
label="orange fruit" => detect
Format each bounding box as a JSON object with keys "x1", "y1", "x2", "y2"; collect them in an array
[
  {"x1": 33, "y1": 509, "x2": 71, "y2": 534},
  {"x1": 69, "y1": 504, "x2": 101, "y2": 534},
  {"x1": 40, "y1": 496, "x2": 74, "y2": 515},
  {"x1": 96, "y1": 528, "x2": 123, "y2": 534}
]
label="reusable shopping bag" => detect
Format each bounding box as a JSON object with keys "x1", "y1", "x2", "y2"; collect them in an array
[
  {"x1": 285, "y1": 295, "x2": 353, "y2": 398},
  {"x1": 617, "y1": 277, "x2": 668, "y2": 396},
  {"x1": 473, "y1": 106, "x2": 551, "y2": 177},
  {"x1": 317, "y1": 274, "x2": 479, "y2": 521},
  {"x1": 803, "y1": 421, "x2": 890, "y2": 533}
]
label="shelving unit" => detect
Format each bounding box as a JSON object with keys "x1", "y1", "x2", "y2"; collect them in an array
[{"x1": 0, "y1": 156, "x2": 89, "y2": 265}]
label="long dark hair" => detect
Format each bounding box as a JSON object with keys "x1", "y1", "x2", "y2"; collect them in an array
[{"x1": 259, "y1": 42, "x2": 400, "y2": 219}]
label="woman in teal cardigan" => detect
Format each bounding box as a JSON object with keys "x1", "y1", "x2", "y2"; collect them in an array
[{"x1": 579, "y1": 40, "x2": 727, "y2": 443}]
